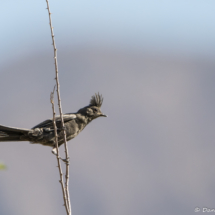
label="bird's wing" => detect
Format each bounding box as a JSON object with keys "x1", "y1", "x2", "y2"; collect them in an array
[{"x1": 32, "y1": 114, "x2": 76, "y2": 129}]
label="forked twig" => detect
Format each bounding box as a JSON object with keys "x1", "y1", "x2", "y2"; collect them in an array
[{"x1": 46, "y1": 1, "x2": 71, "y2": 214}]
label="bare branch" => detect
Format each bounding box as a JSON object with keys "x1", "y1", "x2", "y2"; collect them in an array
[
  {"x1": 46, "y1": 1, "x2": 72, "y2": 214},
  {"x1": 50, "y1": 86, "x2": 70, "y2": 214}
]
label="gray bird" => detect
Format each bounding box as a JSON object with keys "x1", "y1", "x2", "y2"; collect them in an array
[{"x1": 0, "y1": 93, "x2": 107, "y2": 154}]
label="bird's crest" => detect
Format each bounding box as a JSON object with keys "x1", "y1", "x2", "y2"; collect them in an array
[{"x1": 89, "y1": 93, "x2": 103, "y2": 107}]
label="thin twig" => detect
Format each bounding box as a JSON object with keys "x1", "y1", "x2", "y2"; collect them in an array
[
  {"x1": 46, "y1": 1, "x2": 71, "y2": 214},
  {"x1": 50, "y1": 87, "x2": 70, "y2": 214}
]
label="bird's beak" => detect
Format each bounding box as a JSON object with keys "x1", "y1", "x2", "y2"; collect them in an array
[{"x1": 100, "y1": 113, "x2": 107, "y2": 117}]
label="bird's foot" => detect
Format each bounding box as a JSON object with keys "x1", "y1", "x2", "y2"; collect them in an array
[
  {"x1": 61, "y1": 157, "x2": 70, "y2": 164},
  {"x1": 52, "y1": 148, "x2": 70, "y2": 164}
]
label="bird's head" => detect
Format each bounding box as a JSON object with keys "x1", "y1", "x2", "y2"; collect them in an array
[{"x1": 78, "y1": 93, "x2": 107, "y2": 120}]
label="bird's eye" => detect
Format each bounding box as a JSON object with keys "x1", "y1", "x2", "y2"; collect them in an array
[{"x1": 93, "y1": 108, "x2": 98, "y2": 113}]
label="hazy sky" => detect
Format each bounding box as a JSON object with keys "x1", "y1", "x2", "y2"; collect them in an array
[{"x1": 1, "y1": 0, "x2": 215, "y2": 64}]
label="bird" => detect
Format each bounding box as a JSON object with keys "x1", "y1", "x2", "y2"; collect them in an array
[{"x1": 0, "y1": 93, "x2": 107, "y2": 155}]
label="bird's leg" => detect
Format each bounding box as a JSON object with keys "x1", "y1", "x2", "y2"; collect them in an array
[
  {"x1": 61, "y1": 157, "x2": 70, "y2": 164},
  {"x1": 52, "y1": 147, "x2": 70, "y2": 164},
  {"x1": 52, "y1": 128, "x2": 69, "y2": 164}
]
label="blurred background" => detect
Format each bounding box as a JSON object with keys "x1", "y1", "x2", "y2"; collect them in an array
[{"x1": 1, "y1": 1, "x2": 215, "y2": 215}]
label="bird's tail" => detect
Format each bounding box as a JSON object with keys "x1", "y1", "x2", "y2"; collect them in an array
[{"x1": 0, "y1": 125, "x2": 30, "y2": 142}]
